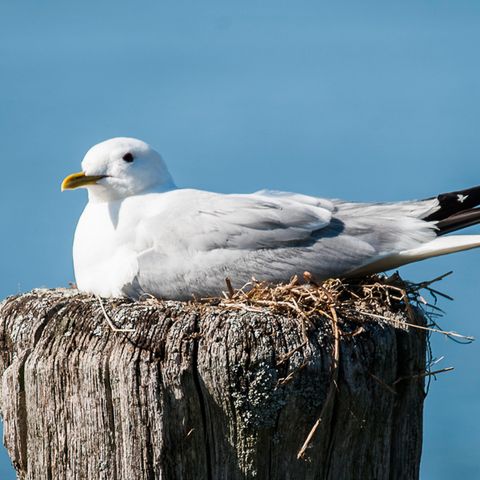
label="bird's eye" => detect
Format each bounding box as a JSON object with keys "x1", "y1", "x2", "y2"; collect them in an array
[{"x1": 122, "y1": 152, "x2": 134, "y2": 163}]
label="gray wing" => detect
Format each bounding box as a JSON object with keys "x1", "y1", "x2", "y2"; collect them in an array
[
  {"x1": 133, "y1": 189, "x2": 335, "y2": 252},
  {"x1": 192, "y1": 190, "x2": 335, "y2": 249},
  {"x1": 127, "y1": 189, "x2": 439, "y2": 298}
]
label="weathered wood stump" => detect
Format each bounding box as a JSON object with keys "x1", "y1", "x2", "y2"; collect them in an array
[{"x1": 0, "y1": 288, "x2": 426, "y2": 480}]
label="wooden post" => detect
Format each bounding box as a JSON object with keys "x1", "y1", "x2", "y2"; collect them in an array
[{"x1": 0, "y1": 288, "x2": 425, "y2": 480}]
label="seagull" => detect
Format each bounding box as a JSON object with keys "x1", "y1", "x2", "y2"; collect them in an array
[{"x1": 62, "y1": 137, "x2": 480, "y2": 300}]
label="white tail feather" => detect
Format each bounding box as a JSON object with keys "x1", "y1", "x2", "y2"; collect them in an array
[{"x1": 348, "y1": 235, "x2": 480, "y2": 277}]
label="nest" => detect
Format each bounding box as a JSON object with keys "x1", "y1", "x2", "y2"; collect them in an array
[{"x1": 201, "y1": 271, "x2": 470, "y2": 341}]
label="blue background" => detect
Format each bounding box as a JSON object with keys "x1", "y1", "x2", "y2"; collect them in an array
[{"x1": 1, "y1": 1, "x2": 479, "y2": 478}]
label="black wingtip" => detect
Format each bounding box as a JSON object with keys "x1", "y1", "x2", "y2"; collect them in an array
[
  {"x1": 435, "y1": 208, "x2": 480, "y2": 235},
  {"x1": 425, "y1": 185, "x2": 480, "y2": 221},
  {"x1": 424, "y1": 184, "x2": 480, "y2": 234}
]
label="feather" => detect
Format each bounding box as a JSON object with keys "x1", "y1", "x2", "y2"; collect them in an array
[{"x1": 347, "y1": 235, "x2": 480, "y2": 277}]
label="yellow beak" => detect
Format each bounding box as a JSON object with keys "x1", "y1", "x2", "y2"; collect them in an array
[{"x1": 61, "y1": 172, "x2": 106, "y2": 191}]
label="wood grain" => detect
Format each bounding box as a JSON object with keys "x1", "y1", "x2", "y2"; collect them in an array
[{"x1": 0, "y1": 288, "x2": 426, "y2": 479}]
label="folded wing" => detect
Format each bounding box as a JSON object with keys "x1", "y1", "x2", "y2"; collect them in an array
[{"x1": 126, "y1": 189, "x2": 446, "y2": 298}]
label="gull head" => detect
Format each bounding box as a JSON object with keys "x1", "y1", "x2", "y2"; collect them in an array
[{"x1": 61, "y1": 137, "x2": 175, "y2": 202}]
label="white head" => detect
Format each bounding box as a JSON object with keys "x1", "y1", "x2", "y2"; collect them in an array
[{"x1": 61, "y1": 137, "x2": 175, "y2": 202}]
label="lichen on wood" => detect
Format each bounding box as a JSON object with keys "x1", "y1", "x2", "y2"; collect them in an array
[{"x1": 0, "y1": 275, "x2": 427, "y2": 479}]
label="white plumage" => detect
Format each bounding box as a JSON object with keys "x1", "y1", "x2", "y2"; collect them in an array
[{"x1": 62, "y1": 137, "x2": 480, "y2": 300}]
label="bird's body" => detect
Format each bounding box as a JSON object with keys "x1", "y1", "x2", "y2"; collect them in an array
[{"x1": 63, "y1": 138, "x2": 480, "y2": 300}]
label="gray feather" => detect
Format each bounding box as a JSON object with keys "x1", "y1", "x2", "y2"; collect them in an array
[{"x1": 128, "y1": 190, "x2": 440, "y2": 299}]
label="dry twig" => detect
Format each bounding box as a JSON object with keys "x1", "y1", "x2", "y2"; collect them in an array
[
  {"x1": 297, "y1": 306, "x2": 341, "y2": 460},
  {"x1": 95, "y1": 295, "x2": 136, "y2": 333}
]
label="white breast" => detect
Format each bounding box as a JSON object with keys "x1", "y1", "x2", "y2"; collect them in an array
[{"x1": 73, "y1": 202, "x2": 139, "y2": 297}]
